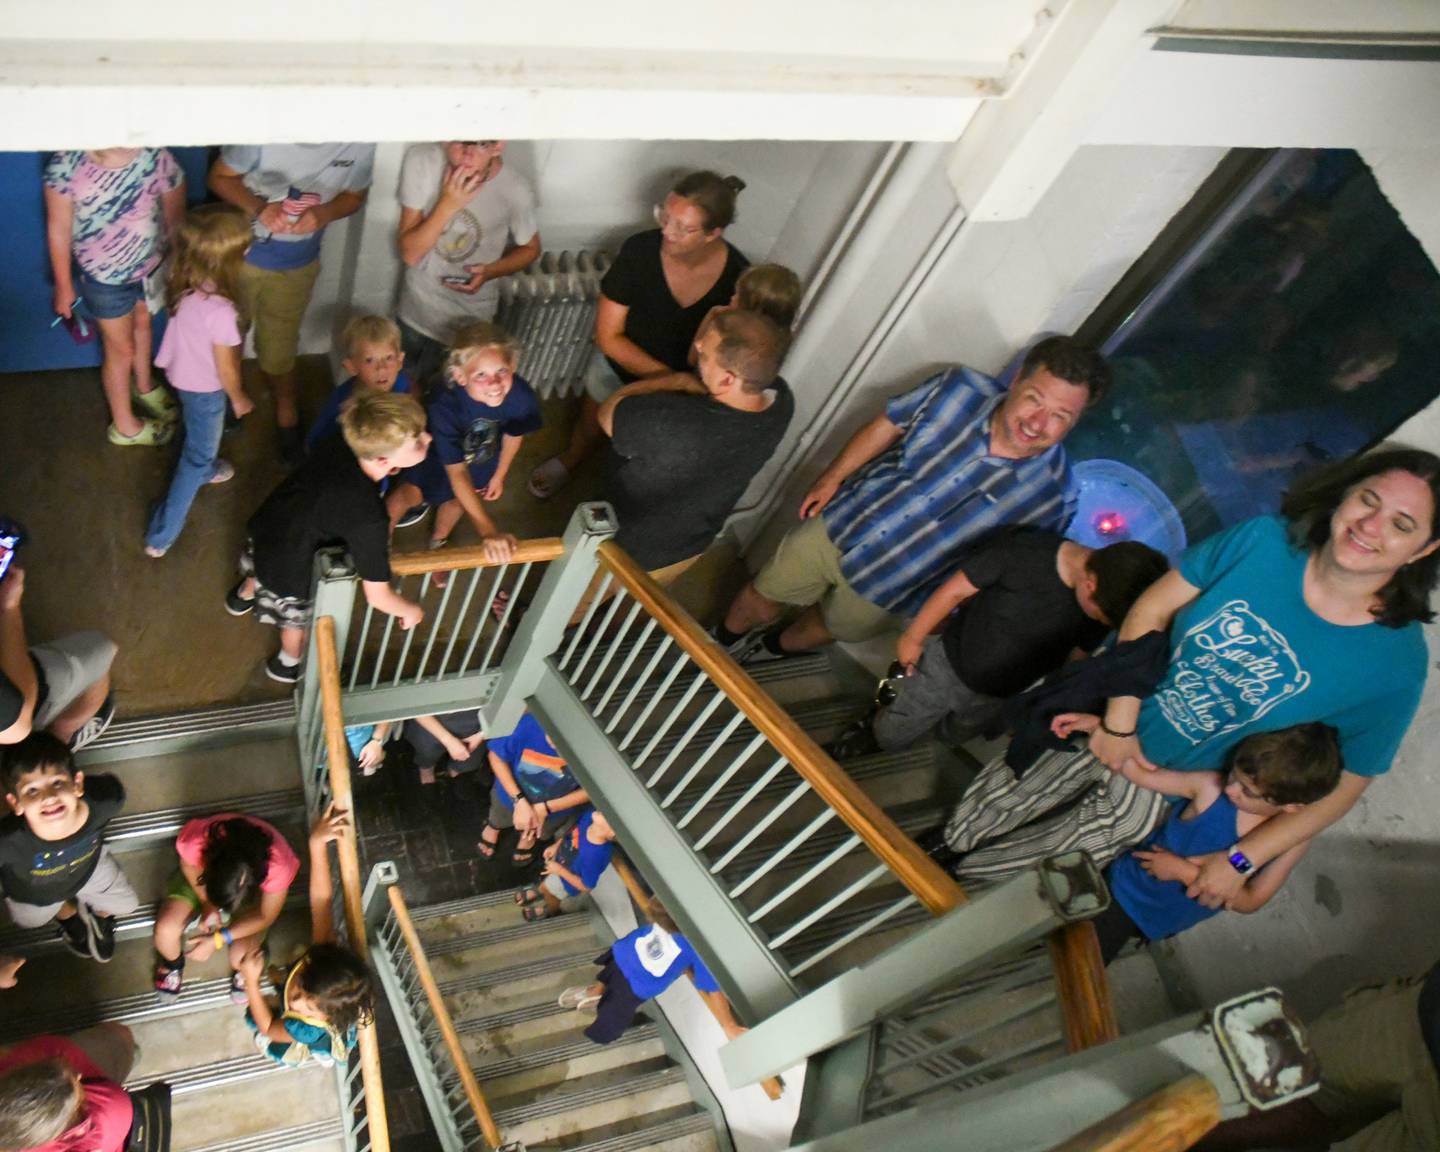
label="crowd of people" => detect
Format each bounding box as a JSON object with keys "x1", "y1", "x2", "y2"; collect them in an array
[{"x1": 1, "y1": 137, "x2": 1437, "y2": 1149}]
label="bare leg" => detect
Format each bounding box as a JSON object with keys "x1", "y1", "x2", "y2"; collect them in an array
[
  {"x1": 386, "y1": 481, "x2": 425, "y2": 530},
  {"x1": 267, "y1": 369, "x2": 298, "y2": 430},
  {"x1": 47, "y1": 671, "x2": 111, "y2": 743},
  {"x1": 430, "y1": 499, "x2": 465, "y2": 544},
  {"x1": 131, "y1": 304, "x2": 157, "y2": 397},
  {"x1": 96, "y1": 311, "x2": 141, "y2": 436},
  {"x1": 153, "y1": 897, "x2": 192, "y2": 964},
  {"x1": 279, "y1": 626, "x2": 306, "y2": 661},
  {"x1": 558, "y1": 396, "x2": 604, "y2": 473},
  {"x1": 777, "y1": 605, "x2": 834, "y2": 653},
  {"x1": 239, "y1": 576, "x2": 258, "y2": 599},
  {"x1": 723, "y1": 580, "x2": 784, "y2": 635}
]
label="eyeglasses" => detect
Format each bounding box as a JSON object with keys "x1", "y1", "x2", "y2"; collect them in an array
[
  {"x1": 654, "y1": 203, "x2": 705, "y2": 238},
  {"x1": 874, "y1": 661, "x2": 909, "y2": 708}
]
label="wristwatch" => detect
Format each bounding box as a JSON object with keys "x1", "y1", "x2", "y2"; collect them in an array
[{"x1": 1226, "y1": 846, "x2": 1254, "y2": 875}]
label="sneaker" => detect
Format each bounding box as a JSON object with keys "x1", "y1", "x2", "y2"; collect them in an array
[
  {"x1": 144, "y1": 544, "x2": 168, "y2": 559},
  {"x1": 108, "y1": 418, "x2": 174, "y2": 447},
  {"x1": 709, "y1": 624, "x2": 767, "y2": 663},
  {"x1": 208, "y1": 459, "x2": 235, "y2": 485},
  {"x1": 916, "y1": 826, "x2": 963, "y2": 871},
  {"x1": 229, "y1": 970, "x2": 249, "y2": 1005},
  {"x1": 395, "y1": 502, "x2": 431, "y2": 529},
  {"x1": 265, "y1": 653, "x2": 302, "y2": 684},
  {"x1": 558, "y1": 985, "x2": 601, "y2": 1011},
  {"x1": 89, "y1": 912, "x2": 117, "y2": 963},
  {"x1": 277, "y1": 426, "x2": 304, "y2": 468},
  {"x1": 824, "y1": 719, "x2": 880, "y2": 761},
  {"x1": 154, "y1": 960, "x2": 184, "y2": 1004},
  {"x1": 56, "y1": 913, "x2": 91, "y2": 959},
  {"x1": 225, "y1": 580, "x2": 255, "y2": 617},
  {"x1": 69, "y1": 693, "x2": 116, "y2": 752},
  {"x1": 735, "y1": 628, "x2": 798, "y2": 666}
]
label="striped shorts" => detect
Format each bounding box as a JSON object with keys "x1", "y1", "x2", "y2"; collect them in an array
[{"x1": 942, "y1": 742, "x2": 1170, "y2": 886}]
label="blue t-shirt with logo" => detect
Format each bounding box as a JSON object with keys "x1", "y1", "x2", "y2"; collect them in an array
[
  {"x1": 487, "y1": 711, "x2": 580, "y2": 808},
  {"x1": 404, "y1": 375, "x2": 543, "y2": 497},
  {"x1": 553, "y1": 810, "x2": 614, "y2": 896},
  {"x1": 1137, "y1": 516, "x2": 1426, "y2": 776},
  {"x1": 612, "y1": 923, "x2": 720, "y2": 1001},
  {"x1": 307, "y1": 372, "x2": 413, "y2": 450}
]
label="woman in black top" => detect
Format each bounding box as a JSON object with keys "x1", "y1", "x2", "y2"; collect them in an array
[{"x1": 529, "y1": 170, "x2": 749, "y2": 498}]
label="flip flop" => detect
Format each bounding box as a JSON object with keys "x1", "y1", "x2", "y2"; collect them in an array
[{"x1": 527, "y1": 457, "x2": 570, "y2": 500}]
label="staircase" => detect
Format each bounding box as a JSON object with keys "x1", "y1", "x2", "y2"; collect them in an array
[
  {"x1": 0, "y1": 703, "x2": 358, "y2": 1152},
  {"x1": 374, "y1": 887, "x2": 722, "y2": 1152}
]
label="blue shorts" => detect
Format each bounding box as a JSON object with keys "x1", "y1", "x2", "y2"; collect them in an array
[
  {"x1": 401, "y1": 454, "x2": 496, "y2": 506},
  {"x1": 75, "y1": 268, "x2": 145, "y2": 320}
]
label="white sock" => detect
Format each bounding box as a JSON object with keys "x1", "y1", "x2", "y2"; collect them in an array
[{"x1": 277, "y1": 651, "x2": 301, "y2": 667}]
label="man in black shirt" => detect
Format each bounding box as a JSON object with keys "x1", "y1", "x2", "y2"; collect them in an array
[
  {"x1": 597, "y1": 308, "x2": 793, "y2": 582},
  {"x1": 0, "y1": 732, "x2": 133, "y2": 961},
  {"x1": 227, "y1": 390, "x2": 431, "y2": 683},
  {"x1": 828, "y1": 529, "x2": 1167, "y2": 758}
]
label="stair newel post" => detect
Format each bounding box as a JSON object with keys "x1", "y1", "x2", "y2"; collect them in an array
[
  {"x1": 297, "y1": 549, "x2": 359, "y2": 816},
  {"x1": 482, "y1": 501, "x2": 616, "y2": 738}
]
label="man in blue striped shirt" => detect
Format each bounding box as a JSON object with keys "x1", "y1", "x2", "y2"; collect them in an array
[{"x1": 713, "y1": 336, "x2": 1110, "y2": 659}]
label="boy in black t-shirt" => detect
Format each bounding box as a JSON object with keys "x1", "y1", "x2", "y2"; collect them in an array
[
  {"x1": 827, "y1": 530, "x2": 1168, "y2": 758},
  {"x1": 227, "y1": 390, "x2": 432, "y2": 683},
  {"x1": 0, "y1": 732, "x2": 135, "y2": 961}
]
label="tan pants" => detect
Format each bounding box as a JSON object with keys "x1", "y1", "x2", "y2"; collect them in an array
[{"x1": 239, "y1": 260, "x2": 322, "y2": 375}]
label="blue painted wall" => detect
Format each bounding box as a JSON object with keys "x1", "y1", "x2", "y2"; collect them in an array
[{"x1": 0, "y1": 148, "x2": 210, "y2": 376}]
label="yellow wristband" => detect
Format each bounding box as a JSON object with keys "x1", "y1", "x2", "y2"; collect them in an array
[{"x1": 213, "y1": 931, "x2": 225, "y2": 950}]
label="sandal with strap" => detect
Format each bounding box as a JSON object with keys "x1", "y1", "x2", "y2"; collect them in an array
[
  {"x1": 513, "y1": 886, "x2": 544, "y2": 906},
  {"x1": 523, "y1": 902, "x2": 557, "y2": 922},
  {"x1": 476, "y1": 822, "x2": 501, "y2": 858},
  {"x1": 511, "y1": 828, "x2": 538, "y2": 866}
]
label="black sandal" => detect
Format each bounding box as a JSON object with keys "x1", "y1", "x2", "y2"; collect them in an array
[
  {"x1": 476, "y1": 823, "x2": 500, "y2": 859},
  {"x1": 511, "y1": 828, "x2": 538, "y2": 866},
  {"x1": 513, "y1": 886, "x2": 543, "y2": 906}
]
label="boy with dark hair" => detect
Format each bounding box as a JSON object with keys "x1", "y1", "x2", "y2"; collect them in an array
[
  {"x1": 827, "y1": 530, "x2": 1170, "y2": 758},
  {"x1": 0, "y1": 732, "x2": 135, "y2": 962},
  {"x1": 227, "y1": 389, "x2": 430, "y2": 683},
  {"x1": 1074, "y1": 720, "x2": 1343, "y2": 962}
]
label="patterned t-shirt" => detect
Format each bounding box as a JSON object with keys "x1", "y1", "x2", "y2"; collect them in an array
[{"x1": 44, "y1": 148, "x2": 184, "y2": 285}]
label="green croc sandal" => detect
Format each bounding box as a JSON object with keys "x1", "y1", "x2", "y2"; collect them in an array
[
  {"x1": 134, "y1": 385, "x2": 180, "y2": 421},
  {"x1": 108, "y1": 419, "x2": 175, "y2": 447}
]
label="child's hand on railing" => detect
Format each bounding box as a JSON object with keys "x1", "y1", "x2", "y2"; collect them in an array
[
  {"x1": 480, "y1": 534, "x2": 518, "y2": 563},
  {"x1": 310, "y1": 802, "x2": 351, "y2": 847}
]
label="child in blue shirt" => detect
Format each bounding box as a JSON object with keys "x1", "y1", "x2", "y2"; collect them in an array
[
  {"x1": 386, "y1": 321, "x2": 541, "y2": 576},
  {"x1": 560, "y1": 910, "x2": 745, "y2": 1045},
  {"x1": 481, "y1": 710, "x2": 590, "y2": 866},
  {"x1": 515, "y1": 809, "x2": 616, "y2": 920},
  {"x1": 307, "y1": 315, "x2": 413, "y2": 451},
  {"x1": 1058, "y1": 718, "x2": 1343, "y2": 963}
]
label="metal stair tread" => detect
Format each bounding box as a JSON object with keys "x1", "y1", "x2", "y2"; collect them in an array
[
  {"x1": 105, "y1": 788, "x2": 306, "y2": 850},
  {"x1": 409, "y1": 887, "x2": 523, "y2": 921},
  {"x1": 438, "y1": 944, "x2": 605, "y2": 996},
  {"x1": 474, "y1": 1021, "x2": 659, "y2": 1081},
  {"x1": 492, "y1": 1061, "x2": 685, "y2": 1127},
  {"x1": 126, "y1": 1049, "x2": 281, "y2": 1096},
  {"x1": 523, "y1": 1107, "x2": 715, "y2": 1152},
  {"x1": 79, "y1": 699, "x2": 296, "y2": 754},
  {"x1": 454, "y1": 994, "x2": 574, "y2": 1036},
  {"x1": 0, "y1": 975, "x2": 263, "y2": 1043},
  {"x1": 186, "y1": 1118, "x2": 346, "y2": 1152},
  {"x1": 419, "y1": 905, "x2": 591, "y2": 956}
]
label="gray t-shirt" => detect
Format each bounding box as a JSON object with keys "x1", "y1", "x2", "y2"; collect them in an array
[
  {"x1": 221, "y1": 143, "x2": 375, "y2": 271},
  {"x1": 396, "y1": 143, "x2": 539, "y2": 340}
]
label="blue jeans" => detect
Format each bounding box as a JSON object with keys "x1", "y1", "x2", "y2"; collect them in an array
[{"x1": 146, "y1": 389, "x2": 227, "y2": 551}]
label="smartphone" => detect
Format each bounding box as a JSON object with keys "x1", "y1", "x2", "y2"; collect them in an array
[
  {"x1": 442, "y1": 275, "x2": 472, "y2": 286},
  {"x1": 0, "y1": 519, "x2": 24, "y2": 584}
]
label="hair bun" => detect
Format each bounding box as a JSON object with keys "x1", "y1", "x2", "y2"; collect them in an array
[{"x1": 723, "y1": 175, "x2": 747, "y2": 194}]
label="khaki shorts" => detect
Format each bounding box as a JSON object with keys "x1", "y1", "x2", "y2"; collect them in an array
[
  {"x1": 32, "y1": 632, "x2": 116, "y2": 730},
  {"x1": 239, "y1": 259, "x2": 322, "y2": 376},
  {"x1": 1307, "y1": 975, "x2": 1440, "y2": 1150},
  {"x1": 752, "y1": 516, "x2": 899, "y2": 642}
]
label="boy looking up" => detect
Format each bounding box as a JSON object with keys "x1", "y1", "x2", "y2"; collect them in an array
[
  {"x1": 1071, "y1": 721, "x2": 1343, "y2": 963},
  {"x1": 827, "y1": 530, "x2": 1169, "y2": 759},
  {"x1": 307, "y1": 315, "x2": 415, "y2": 450},
  {"x1": 0, "y1": 732, "x2": 136, "y2": 962},
  {"x1": 387, "y1": 321, "x2": 538, "y2": 568},
  {"x1": 227, "y1": 391, "x2": 430, "y2": 683},
  {"x1": 516, "y1": 809, "x2": 617, "y2": 921}
]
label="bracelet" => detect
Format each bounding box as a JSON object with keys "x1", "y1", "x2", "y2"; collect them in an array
[
  {"x1": 213, "y1": 930, "x2": 225, "y2": 950},
  {"x1": 1099, "y1": 721, "x2": 1137, "y2": 738},
  {"x1": 1227, "y1": 847, "x2": 1254, "y2": 876},
  {"x1": 221, "y1": 926, "x2": 234, "y2": 945}
]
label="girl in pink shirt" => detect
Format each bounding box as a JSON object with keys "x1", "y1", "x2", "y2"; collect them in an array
[
  {"x1": 144, "y1": 204, "x2": 255, "y2": 557},
  {"x1": 152, "y1": 811, "x2": 301, "y2": 1004}
]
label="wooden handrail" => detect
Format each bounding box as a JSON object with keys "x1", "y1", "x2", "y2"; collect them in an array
[
  {"x1": 593, "y1": 543, "x2": 1120, "y2": 1056},
  {"x1": 1043, "y1": 1074, "x2": 1220, "y2": 1152},
  {"x1": 390, "y1": 536, "x2": 564, "y2": 576},
  {"x1": 596, "y1": 541, "x2": 963, "y2": 917},
  {"x1": 610, "y1": 856, "x2": 785, "y2": 1102},
  {"x1": 386, "y1": 884, "x2": 505, "y2": 1150},
  {"x1": 1049, "y1": 921, "x2": 1120, "y2": 1051},
  {"x1": 315, "y1": 617, "x2": 390, "y2": 1152}
]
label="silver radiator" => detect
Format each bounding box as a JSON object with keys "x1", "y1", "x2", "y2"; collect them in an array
[{"x1": 496, "y1": 249, "x2": 610, "y2": 399}]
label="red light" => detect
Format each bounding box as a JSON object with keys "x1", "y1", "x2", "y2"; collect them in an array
[{"x1": 1094, "y1": 511, "x2": 1126, "y2": 536}]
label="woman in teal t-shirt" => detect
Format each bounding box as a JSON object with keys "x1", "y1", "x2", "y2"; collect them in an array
[{"x1": 944, "y1": 448, "x2": 1440, "y2": 903}]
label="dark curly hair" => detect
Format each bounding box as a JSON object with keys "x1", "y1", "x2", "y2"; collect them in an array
[
  {"x1": 1019, "y1": 335, "x2": 1112, "y2": 407},
  {"x1": 1281, "y1": 447, "x2": 1440, "y2": 627},
  {"x1": 293, "y1": 943, "x2": 375, "y2": 1038},
  {"x1": 201, "y1": 818, "x2": 276, "y2": 915}
]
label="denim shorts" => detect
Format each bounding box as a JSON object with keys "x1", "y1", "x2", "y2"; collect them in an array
[{"x1": 75, "y1": 268, "x2": 145, "y2": 320}]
